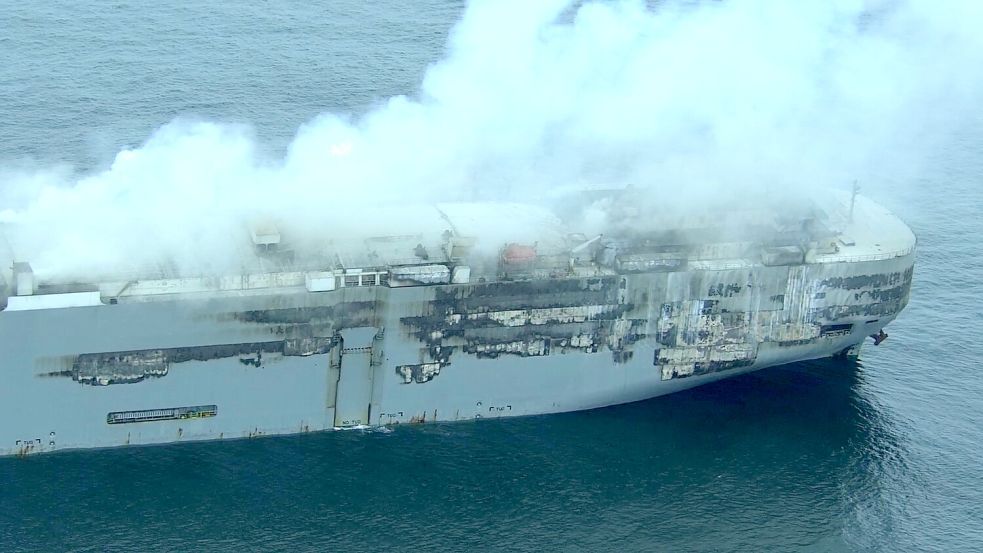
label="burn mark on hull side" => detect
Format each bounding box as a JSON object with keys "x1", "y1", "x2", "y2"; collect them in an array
[
  {"x1": 649, "y1": 265, "x2": 913, "y2": 381},
  {"x1": 654, "y1": 346, "x2": 757, "y2": 380},
  {"x1": 465, "y1": 335, "x2": 551, "y2": 358},
  {"x1": 34, "y1": 262, "x2": 912, "y2": 389},
  {"x1": 73, "y1": 350, "x2": 169, "y2": 386},
  {"x1": 402, "y1": 304, "x2": 633, "y2": 338},
  {"x1": 707, "y1": 283, "x2": 744, "y2": 298},
  {"x1": 819, "y1": 267, "x2": 913, "y2": 291},
  {"x1": 41, "y1": 337, "x2": 338, "y2": 386},
  {"x1": 396, "y1": 363, "x2": 444, "y2": 384},
  {"x1": 400, "y1": 277, "x2": 644, "y2": 365},
  {"x1": 235, "y1": 301, "x2": 375, "y2": 325},
  {"x1": 811, "y1": 299, "x2": 908, "y2": 320},
  {"x1": 807, "y1": 268, "x2": 912, "y2": 320},
  {"x1": 232, "y1": 302, "x2": 378, "y2": 339},
  {"x1": 852, "y1": 285, "x2": 908, "y2": 303},
  {"x1": 435, "y1": 277, "x2": 618, "y2": 304},
  {"x1": 691, "y1": 358, "x2": 754, "y2": 376}
]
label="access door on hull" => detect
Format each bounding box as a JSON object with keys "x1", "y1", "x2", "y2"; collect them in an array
[{"x1": 331, "y1": 327, "x2": 380, "y2": 427}]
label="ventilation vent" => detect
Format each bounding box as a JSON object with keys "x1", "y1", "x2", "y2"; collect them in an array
[{"x1": 107, "y1": 404, "x2": 217, "y2": 425}]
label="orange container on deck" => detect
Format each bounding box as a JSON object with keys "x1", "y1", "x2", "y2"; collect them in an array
[{"x1": 502, "y1": 243, "x2": 537, "y2": 263}]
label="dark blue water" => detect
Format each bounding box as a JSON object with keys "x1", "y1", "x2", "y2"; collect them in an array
[
  {"x1": 1, "y1": 361, "x2": 905, "y2": 552},
  {"x1": 2, "y1": 2, "x2": 982, "y2": 551}
]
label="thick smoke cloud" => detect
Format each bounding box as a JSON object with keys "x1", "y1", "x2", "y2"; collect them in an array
[{"x1": 1, "y1": 0, "x2": 981, "y2": 279}]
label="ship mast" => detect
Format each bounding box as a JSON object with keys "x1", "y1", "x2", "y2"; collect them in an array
[{"x1": 849, "y1": 180, "x2": 860, "y2": 223}]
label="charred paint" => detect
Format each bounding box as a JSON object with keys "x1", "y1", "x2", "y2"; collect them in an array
[
  {"x1": 430, "y1": 277, "x2": 621, "y2": 311},
  {"x1": 464, "y1": 334, "x2": 551, "y2": 358},
  {"x1": 397, "y1": 363, "x2": 443, "y2": 384},
  {"x1": 43, "y1": 337, "x2": 339, "y2": 386},
  {"x1": 234, "y1": 301, "x2": 377, "y2": 329},
  {"x1": 707, "y1": 283, "x2": 744, "y2": 298},
  {"x1": 654, "y1": 344, "x2": 757, "y2": 380},
  {"x1": 399, "y1": 276, "x2": 644, "y2": 366},
  {"x1": 819, "y1": 267, "x2": 913, "y2": 291}
]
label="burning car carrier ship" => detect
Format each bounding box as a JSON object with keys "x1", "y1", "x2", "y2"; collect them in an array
[{"x1": 0, "y1": 190, "x2": 915, "y2": 456}]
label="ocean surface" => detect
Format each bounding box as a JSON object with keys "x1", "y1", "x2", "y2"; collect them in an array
[{"x1": 1, "y1": 2, "x2": 981, "y2": 551}]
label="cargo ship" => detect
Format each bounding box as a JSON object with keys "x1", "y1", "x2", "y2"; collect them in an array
[{"x1": 0, "y1": 189, "x2": 915, "y2": 456}]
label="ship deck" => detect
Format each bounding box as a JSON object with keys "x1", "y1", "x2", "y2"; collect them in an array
[{"x1": 0, "y1": 190, "x2": 915, "y2": 308}]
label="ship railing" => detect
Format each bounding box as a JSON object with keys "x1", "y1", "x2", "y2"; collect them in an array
[
  {"x1": 815, "y1": 244, "x2": 916, "y2": 264},
  {"x1": 686, "y1": 260, "x2": 751, "y2": 271}
]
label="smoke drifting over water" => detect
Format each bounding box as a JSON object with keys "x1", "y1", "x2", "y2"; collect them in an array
[{"x1": 1, "y1": 0, "x2": 981, "y2": 279}]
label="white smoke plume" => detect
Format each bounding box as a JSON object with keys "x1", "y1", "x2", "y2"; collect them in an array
[{"x1": 1, "y1": 0, "x2": 981, "y2": 279}]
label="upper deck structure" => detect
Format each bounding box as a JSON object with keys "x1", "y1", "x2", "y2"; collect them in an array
[{"x1": 0, "y1": 190, "x2": 913, "y2": 307}]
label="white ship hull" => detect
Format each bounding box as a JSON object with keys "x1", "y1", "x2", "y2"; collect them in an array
[{"x1": 1, "y1": 246, "x2": 914, "y2": 457}]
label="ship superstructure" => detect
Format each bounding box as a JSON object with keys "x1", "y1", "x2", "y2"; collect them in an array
[{"x1": 0, "y1": 190, "x2": 915, "y2": 456}]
